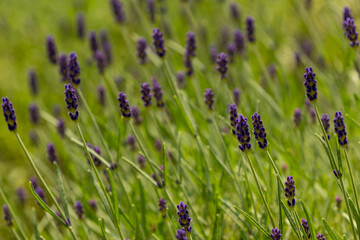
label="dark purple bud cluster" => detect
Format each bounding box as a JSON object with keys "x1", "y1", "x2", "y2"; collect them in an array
[
  {"x1": 47, "y1": 143, "x2": 58, "y2": 164},
  {"x1": 76, "y1": 13, "x2": 85, "y2": 39},
  {"x1": 226, "y1": 43, "x2": 236, "y2": 63},
  {"x1": 228, "y1": 104, "x2": 238, "y2": 135},
  {"x1": 86, "y1": 143, "x2": 102, "y2": 167},
  {"x1": 35, "y1": 185, "x2": 46, "y2": 204},
  {"x1": 204, "y1": 89, "x2": 214, "y2": 111},
  {"x1": 57, "y1": 118, "x2": 65, "y2": 138},
  {"x1": 152, "y1": 28, "x2": 166, "y2": 57},
  {"x1": 68, "y1": 52, "x2": 81, "y2": 86},
  {"x1": 245, "y1": 16, "x2": 255, "y2": 42},
  {"x1": 118, "y1": 92, "x2": 131, "y2": 118},
  {"x1": 333, "y1": 111, "x2": 348, "y2": 147},
  {"x1": 344, "y1": 9, "x2": 359, "y2": 47},
  {"x1": 141, "y1": 82, "x2": 152, "y2": 107},
  {"x1": 95, "y1": 50, "x2": 106, "y2": 74},
  {"x1": 210, "y1": 45, "x2": 217, "y2": 63},
  {"x1": 152, "y1": 79, "x2": 165, "y2": 107},
  {"x1": 316, "y1": 233, "x2": 325, "y2": 240},
  {"x1": 235, "y1": 115, "x2": 251, "y2": 152},
  {"x1": 270, "y1": 228, "x2": 281, "y2": 240},
  {"x1": 216, "y1": 52, "x2": 228, "y2": 80},
  {"x1": 126, "y1": 135, "x2": 136, "y2": 151},
  {"x1": 293, "y1": 108, "x2": 302, "y2": 128},
  {"x1": 46, "y1": 35, "x2": 58, "y2": 64},
  {"x1": 152, "y1": 166, "x2": 164, "y2": 188},
  {"x1": 97, "y1": 85, "x2": 106, "y2": 106},
  {"x1": 185, "y1": 32, "x2": 196, "y2": 58},
  {"x1": 158, "y1": 198, "x2": 167, "y2": 218},
  {"x1": 74, "y1": 201, "x2": 84, "y2": 219},
  {"x1": 343, "y1": 7, "x2": 353, "y2": 23},
  {"x1": 176, "y1": 71, "x2": 185, "y2": 87},
  {"x1": 183, "y1": 52, "x2": 193, "y2": 76},
  {"x1": 110, "y1": 0, "x2": 125, "y2": 23},
  {"x1": 64, "y1": 84, "x2": 79, "y2": 121},
  {"x1": 251, "y1": 112, "x2": 268, "y2": 149},
  {"x1": 137, "y1": 37, "x2": 147, "y2": 65},
  {"x1": 29, "y1": 103, "x2": 40, "y2": 125},
  {"x1": 234, "y1": 30, "x2": 245, "y2": 54},
  {"x1": 177, "y1": 201, "x2": 192, "y2": 233},
  {"x1": 89, "y1": 31, "x2": 99, "y2": 56},
  {"x1": 131, "y1": 106, "x2": 142, "y2": 125},
  {"x1": 147, "y1": 0, "x2": 155, "y2": 22},
  {"x1": 100, "y1": 30, "x2": 112, "y2": 65},
  {"x1": 233, "y1": 88, "x2": 240, "y2": 105},
  {"x1": 2, "y1": 97, "x2": 17, "y2": 131},
  {"x1": 176, "y1": 229, "x2": 188, "y2": 240},
  {"x1": 89, "y1": 199, "x2": 97, "y2": 211},
  {"x1": 301, "y1": 219, "x2": 311, "y2": 239},
  {"x1": 28, "y1": 69, "x2": 38, "y2": 95},
  {"x1": 303, "y1": 67, "x2": 317, "y2": 102},
  {"x1": 2, "y1": 205, "x2": 13, "y2": 227},
  {"x1": 59, "y1": 53, "x2": 68, "y2": 82},
  {"x1": 321, "y1": 114, "x2": 330, "y2": 140},
  {"x1": 138, "y1": 155, "x2": 146, "y2": 169},
  {"x1": 230, "y1": 3, "x2": 240, "y2": 21},
  {"x1": 16, "y1": 188, "x2": 26, "y2": 206},
  {"x1": 285, "y1": 176, "x2": 295, "y2": 207}
]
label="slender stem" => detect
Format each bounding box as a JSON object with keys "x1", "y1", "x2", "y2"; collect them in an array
[
  {"x1": 266, "y1": 150, "x2": 285, "y2": 189},
  {"x1": 244, "y1": 153, "x2": 275, "y2": 227},
  {"x1": 344, "y1": 148, "x2": 360, "y2": 213}
]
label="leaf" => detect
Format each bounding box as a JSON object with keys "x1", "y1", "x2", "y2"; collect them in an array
[
  {"x1": 98, "y1": 218, "x2": 107, "y2": 240},
  {"x1": 322, "y1": 218, "x2": 342, "y2": 240},
  {"x1": 299, "y1": 199, "x2": 316, "y2": 240},
  {"x1": 348, "y1": 198, "x2": 360, "y2": 240},
  {"x1": 106, "y1": 169, "x2": 119, "y2": 227},
  {"x1": 54, "y1": 163, "x2": 69, "y2": 219},
  {"x1": 122, "y1": 157, "x2": 158, "y2": 187},
  {"x1": 280, "y1": 201, "x2": 301, "y2": 239}
]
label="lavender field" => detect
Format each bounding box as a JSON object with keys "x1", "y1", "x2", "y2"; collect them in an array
[{"x1": 1, "y1": 0, "x2": 360, "y2": 239}]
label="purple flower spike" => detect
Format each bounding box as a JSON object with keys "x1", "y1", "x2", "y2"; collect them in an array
[
  {"x1": 89, "y1": 31, "x2": 98, "y2": 56},
  {"x1": 137, "y1": 37, "x2": 147, "y2": 65},
  {"x1": 316, "y1": 233, "x2": 325, "y2": 240},
  {"x1": 216, "y1": 52, "x2": 228, "y2": 80},
  {"x1": 293, "y1": 108, "x2": 302, "y2": 128},
  {"x1": 68, "y1": 52, "x2": 81, "y2": 86},
  {"x1": 138, "y1": 155, "x2": 146, "y2": 169},
  {"x1": 229, "y1": 104, "x2": 238, "y2": 135},
  {"x1": 28, "y1": 69, "x2": 38, "y2": 95},
  {"x1": 57, "y1": 118, "x2": 65, "y2": 138},
  {"x1": 152, "y1": 28, "x2": 166, "y2": 57},
  {"x1": 74, "y1": 201, "x2": 84, "y2": 219},
  {"x1": 344, "y1": 17, "x2": 359, "y2": 47},
  {"x1": 321, "y1": 114, "x2": 330, "y2": 140},
  {"x1": 176, "y1": 71, "x2": 186, "y2": 87},
  {"x1": 152, "y1": 79, "x2": 165, "y2": 107},
  {"x1": 185, "y1": 32, "x2": 196, "y2": 58},
  {"x1": 29, "y1": 103, "x2": 40, "y2": 125},
  {"x1": 47, "y1": 143, "x2": 59, "y2": 164},
  {"x1": 118, "y1": 92, "x2": 131, "y2": 118},
  {"x1": 35, "y1": 186, "x2": 46, "y2": 204},
  {"x1": 245, "y1": 16, "x2": 255, "y2": 42},
  {"x1": 64, "y1": 84, "x2": 79, "y2": 121},
  {"x1": 233, "y1": 88, "x2": 240, "y2": 105},
  {"x1": 158, "y1": 198, "x2": 167, "y2": 218},
  {"x1": 1, "y1": 97, "x2": 17, "y2": 131},
  {"x1": 252, "y1": 112, "x2": 268, "y2": 150},
  {"x1": 176, "y1": 229, "x2": 188, "y2": 240},
  {"x1": 183, "y1": 52, "x2": 193, "y2": 76},
  {"x1": 141, "y1": 82, "x2": 152, "y2": 107},
  {"x1": 235, "y1": 114, "x2": 251, "y2": 153},
  {"x1": 334, "y1": 111, "x2": 348, "y2": 147},
  {"x1": 234, "y1": 30, "x2": 245, "y2": 54},
  {"x1": 343, "y1": 7, "x2": 353, "y2": 24},
  {"x1": 76, "y1": 13, "x2": 85, "y2": 39},
  {"x1": 110, "y1": 0, "x2": 125, "y2": 23},
  {"x1": 16, "y1": 188, "x2": 26, "y2": 206},
  {"x1": 303, "y1": 66, "x2": 317, "y2": 102},
  {"x1": 46, "y1": 35, "x2": 58, "y2": 64},
  {"x1": 285, "y1": 176, "x2": 295, "y2": 208},
  {"x1": 97, "y1": 85, "x2": 106, "y2": 106},
  {"x1": 59, "y1": 53, "x2": 68, "y2": 82},
  {"x1": 86, "y1": 143, "x2": 103, "y2": 167},
  {"x1": 270, "y1": 228, "x2": 281, "y2": 240},
  {"x1": 230, "y1": 3, "x2": 240, "y2": 21},
  {"x1": 210, "y1": 44, "x2": 217, "y2": 63},
  {"x1": 226, "y1": 42, "x2": 236, "y2": 63},
  {"x1": 89, "y1": 199, "x2": 97, "y2": 211},
  {"x1": 204, "y1": 89, "x2": 214, "y2": 111},
  {"x1": 2, "y1": 205, "x2": 13, "y2": 227},
  {"x1": 131, "y1": 106, "x2": 142, "y2": 125},
  {"x1": 95, "y1": 50, "x2": 106, "y2": 75},
  {"x1": 301, "y1": 219, "x2": 311, "y2": 239},
  {"x1": 177, "y1": 201, "x2": 192, "y2": 233},
  {"x1": 147, "y1": 0, "x2": 155, "y2": 22},
  {"x1": 100, "y1": 30, "x2": 112, "y2": 65}
]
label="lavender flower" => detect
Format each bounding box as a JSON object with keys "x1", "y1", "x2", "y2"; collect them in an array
[
  {"x1": 58, "y1": 53, "x2": 68, "y2": 82},
  {"x1": 344, "y1": 17, "x2": 359, "y2": 47},
  {"x1": 335, "y1": 195, "x2": 342, "y2": 208},
  {"x1": 2, "y1": 205, "x2": 12, "y2": 227},
  {"x1": 126, "y1": 135, "x2": 136, "y2": 151},
  {"x1": 28, "y1": 69, "x2": 38, "y2": 95},
  {"x1": 35, "y1": 186, "x2": 46, "y2": 204},
  {"x1": 310, "y1": 109, "x2": 316, "y2": 124},
  {"x1": 152, "y1": 79, "x2": 165, "y2": 107},
  {"x1": 245, "y1": 16, "x2": 255, "y2": 42},
  {"x1": 86, "y1": 143, "x2": 102, "y2": 167},
  {"x1": 89, "y1": 31, "x2": 98, "y2": 56},
  {"x1": 183, "y1": 52, "x2": 193, "y2": 76},
  {"x1": 317, "y1": 234, "x2": 325, "y2": 240},
  {"x1": 303, "y1": 66, "x2": 317, "y2": 102},
  {"x1": 131, "y1": 106, "x2": 142, "y2": 125},
  {"x1": 29, "y1": 103, "x2": 40, "y2": 125},
  {"x1": 57, "y1": 118, "x2": 65, "y2": 138},
  {"x1": 176, "y1": 71, "x2": 185, "y2": 87},
  {"x1": 64, "y1": 84, "x2": 79, "y2": 121},
  {"x1": 16, "y1": 188, "x2": 26, "y2": 206},
  {"x1": 95, "y1": 50, "x2": 106, "y2": 74},
  {"x1": 100, "y1": 30, "x2": 112, "y2": 65},
  {"x1": 333, "y1": 111, "x2": 348, "y2": 147},
  {"x1": 76, "y1": 13, "x2": 85, "y2": 39},
  {"x1": 155, "y1": 139, "x2": 162, "y2": 151},
  {"x1": 74, "y1": 201, "x2": 84, "y2": 219},
  {"x1": 159, "y1": 198, "x2": 167, "y2": 218},
  {"x1": 177, "y1": 201, "x2": 192, "y2": 233},
  {"x1": 230, "y1": 3, "x2": 240, "y2": 21},
  {"x1": 110, "y1": 0, "x2": 125, "y2": 23},
  {"x1": 270, "y1": 228, "x2": 281, "y2": 240},
  {"x1": 301, "y1": 219, "x2": 311, "y2": 239},
  {"x1": 226, "y1": 43, "x2": 236, "y2": 63},
  {"x1": 46, "y1": 35, "x2": 58, "y2": 64},
  {"x1": 228, "y1": 104, "x2": 238, "y2": 135},
  {"x1": 185, "y1": 32, "x2": 196, "y2": 58},
  {"x1": 47, "y1": 143, "x2": 58, "y2": 164},
  {"x1": 210, "y1": 44, "x2": 217, "y2": 63},
  {"x1": 234, "y1": 30, "x2": 245, "y2": 54},
  {"x1": 176, "y1": 229, "x2": 188, "y2": 240},
  {"x1": 216, "y1": 52, "x2": 228, "y2": 79},
  {"x1": 1, "y1": 97, "x2": 17, "y2": 131},
  {"x1": 233, "y1": 88, "x2": 240, "y2": 105},
  {"x1": 252, "y1": 113, "x2": 268, "y2": 150},
  {"x1": 97, "y1": 85, "x2": 106, "y2": 106},
  {"x1": 68, "y1": 52, "x2": 81, "y2": 86},
  {"x1": 204, "y1": 89, "x2": 214, "y2": 110},
  {"x1": 118, "y1": 92, "x2": 131, "y2": 118},
  {"x1": 152, "y1": 28, "x2": 166, "y2": 57},
  {"x1": 293, "y1": 108, "x2": 302, "y2": 128},
  {"x1": 137, "y1": 37, "x2": 147, "y2": 65},
  {"x1": 141, "y1": 82, "x2": 152, "y2": 107},
  {"x1": 321, "y1": 114, "x2": 330, "y2": 140},
  {"x1": 138, "y1": 155, "x2": 146, "y2": 169},
  {"x1": 343, "y1": 7, "x2": 353, "y2": 24},
  {"x1": 152, "y1": 166, "x2": 164, "y2": 188},
  {"x1": 147, "y1": 0, "x2": 155, "y2": 22},
  {"x1": 235, "y1": 115, "x2": 251, "y2": 152},
  {"x1": 88, "y1": 199, "x2": 97, "y2": 211},
  {"x1": 30, "y1": 177, "x2": 38, "y2": 189},
  {"x1": 285, "y1": 176, "x2": 295, "y2": 207}
]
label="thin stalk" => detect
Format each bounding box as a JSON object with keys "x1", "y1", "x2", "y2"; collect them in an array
[
  {"x1": 266, "y1": 150, "x2": 285, "y2": 189},
  {"x1": 244, "y1": 153, "x2": 275, "y2": 227},
  {"x1": 344, "y1": 148, "x2": 360, "y2": 213},
  {"x1": 339, "y1": 177, "x2": 357, "y2": 240}
]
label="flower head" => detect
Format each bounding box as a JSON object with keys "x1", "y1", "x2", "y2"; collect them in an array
[
  {"x1": 159, "y1": 198, "x2": 167, "y2": 218},
  {"x1": 204, "y1": 89, "x2": 214, "y2": 111},
  {"x1": 59, "y1": 53, "x2": 68, "y2": 82},
  {"x1": 175, "y1": 229, "x2": 188, "y2": 240},
  {"x1": 118, "y1": 92, "x2": 131, "y2": 118},
  {"x1": 100, "y1": 30, "x2": 112, "y2": 65},
  {"x1": 29, "y1": 103, "x2": 40, "y2": 125},
  {"x1": 321, "y1": 114, "x2": 330, "y2": 140},
  {"x1": 185, "y1": 32, "x2": 196, "y2": 58},
  {"x1": 152, "y1": 79, "x2": 165, "y2": 107},
  {"x1": 57, "y1": 118, "x2": 65, "y2": 138},
  {"x1": 293, "y1": 108, "x2": 302, "y2": 128},
  {"x1": 216, "y1": 52, "x2": 228, "y2": 80},
  {"x1": 147, "y1": 0, "x2": 155, "y2": 22},
  {"x1": 344, "y1": 17, "x2": 359, "y2": 47},
  {"x1": 316, "y1": 234, "x2": 325, "y2": 240},
  {"x1": 95, "y1": 50, "x2": 106, "y2": 75},
  {"x1": 141, "y1": 82, "x2": 152, "y2": 107},
  {"x1": 235, "y1": 115, "x2": 251, "y2": 152},
  {"x1": 245, "y1": 16, "x2": 255, "y2": 42},
  {"x1": 138, "y1": 155, "x2": 146, "y2": 169},
  {"x1": 46, "y1": 35, "x2": 58, "y2": 64},
  {"x1": 89, "y1": 31, "x2": 98, "y2": 55},
  {"x1": 285, "y1": 176, "x2": 295, "y2": 207},
  {"x1": 131, "y1": 106, "x2": 142, "y2": 125},
  {"x1": 226, "y1": 43, "x2": 236, "y2": 63},
  {"x1": 303, "y1": 66, "x2": 317, "y2": 102},
  {"x1": 47, "y1": 143, "x2": 59, "y2": 164},
  {"x1": 137, "y1": 37, "x2": 147, "y2": 65},
  {"x1": 177, "y1": 201, "x2": 192, "y2": 233},
  {"x1": 152, "y1": 28, "x2": 166, "y2": 57},
  {"x1": 35, "y1": 186, "x2": 46, "y2": 204},
  {"x1": 74, "y1": 201, "x2": 84, "y2": 219},
  {"x1": 252, "y1": 112, "x2": 268, "y2": 150},
  {"x1": 76, "y1": 13, "x2": 85, "y2": 39},
  {"x1": 86, "y1": 143, "x2": 102, "y2": 167},
  {"x1": 176, "y1": 71, "x2": 185, "y2": 87},
  {"x1": 110, "y1": 0, "x2": 125, "y2": 23},
  {"x1": 210, "y1": 44, "x2": 217, "y2": 63},
  {"x1": 301, "y1": 219, "x2": 311, "y2": 239},
  {"x1": 64, "y1": 84, "x2": 79, "y2": 121},
  {"x1": 28, "y1": 69, "x2": 38, "y2": 95},
  {"x1": 97, "y1": 85, "x2": 106, "y2": 106},
  {"x1": 270, "y1": 228, "x2": 281, "y2": 240},
  {"x1": 16, "y1": 188, "x2": 26, "y2": 206},
  {"x1": 230, "y1": 3, "x2": 240, "y2": 21},
  {"x1": 228, "y1": 104, "x2": 238, "y2": 135},
  {"x1": 234, "y1": 30, "x2": 245, "y2": 54},
  {"x1": 68, "y1": 52, "x2": 81, "y2": 86},
  {"x1": 233, "y1": 88, "x2": 240, "y2": 105},
  {"x1": 2, "y1": 205, "x2": 12, "y2": 227},
  {"x1": 333, "y1": 111, "x2": 348, "y2": 147},
  {"x1": 2, "y1": 97, "x2": 17, "y2": 131},
  {"x1": 88, "y1": 199, "x2": 97, "y2": 211}
]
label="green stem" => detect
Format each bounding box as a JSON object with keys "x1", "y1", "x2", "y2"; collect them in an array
[
  {"x1": 266, "y1": 150, "x2": 285, "y2": 189},
  {"x1": 244, "y1": 153, "x2": 275, "y2": 227},
  {"x1": 344, "y1": 148, "x2": 360, "y2": 213}
]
